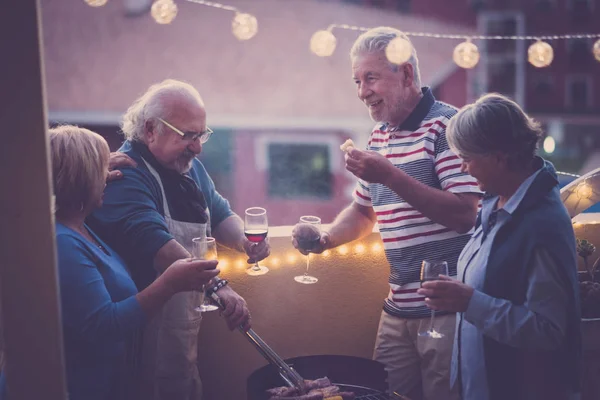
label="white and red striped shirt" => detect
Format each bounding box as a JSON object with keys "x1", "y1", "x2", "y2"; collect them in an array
[{"x1": 353, "y1": 89, "x2": 482, "y2": 318}]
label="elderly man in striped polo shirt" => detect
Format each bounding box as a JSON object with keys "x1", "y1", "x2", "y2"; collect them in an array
[{"x1": 293, "y1": 27, "x2": 481, "y2": 399}]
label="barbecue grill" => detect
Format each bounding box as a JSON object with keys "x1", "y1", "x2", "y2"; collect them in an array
[{"x1": 247, "y1": 355, "x2": 394, "y2": 400}]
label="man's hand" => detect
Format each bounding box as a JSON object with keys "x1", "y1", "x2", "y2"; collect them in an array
[
  {"x1": 243, "y1": 237, "x2": 270, "y2": 264},
  {"x1": 291, "y1": 228, "x2": 331, "y2": 256},
  {"x1": 107, "y1": 152, "x2": 137, "y2": 182},
  {"x1": 345, "y1": 148, "x2": 396, "y2": 184},
  {"x1": 417, "y1": 275, "x2": 474, "y2": 313},
  {"x1": 217, "y1": 286, "x2": 251, "y2": 331}
]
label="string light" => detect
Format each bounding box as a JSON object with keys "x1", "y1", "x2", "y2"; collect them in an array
[
  {"x1": 453, "y1": 40, "x2": 480, "y2": 69},
  {"x1": 310, "y1": 30, "x2": 337, "y2": 57},
  {"x1": 338, "y1": 245, "x2": 349, "y2": 255},
  {"x1": 151, "y1": 0, "x2": 178, "y2": 24},
  {"x1": 270, "y1": 257, "x2": 280, "y2": 267},
  {"x1": 576, "y1": 183, "x2": 593, "y2": 200},
  {"x1": 232, "y1": 12, "x2": 258, "y2": 41},
  {"x1": 371, "y1": 243, "x2": 383, "y2": 253},
  {"x1": 85, "y1": 0, "x2": 108, "y2": 6},
  {"x1": 385, "y1": 37, "x2": 412, "y2": 65},
  {"x1": 528, "y1": 40, "x2": 554, "y2": 68},
  {"x1": 286, "y1": 253, "x2": 298, "y2": 263},
  {"x1": 322, "y1": 250, "x2": 331, "y2": 257},
  {"x1": 235, "y1": 259, "x2": 246, "y2": 269},
  {"x1": 543, "y1": 136, "x2": 556, "y2": 154},
  {"x1": 594, "y1": 39, "x2": 600, "y2": 62},
  {"x1": 355, "y1": 244, "x2": 366, "y2": 254}
]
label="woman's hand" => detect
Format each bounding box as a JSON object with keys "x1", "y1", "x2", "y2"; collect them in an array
[
  {"x1": 417, "y1": 275, "x2": 474, "y2": 313},
  {"x1": 160, "y1": 258, "x2": 220, "y2": 295}
]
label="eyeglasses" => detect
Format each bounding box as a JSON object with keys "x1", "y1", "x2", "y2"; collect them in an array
[{"x1": 157, "y1": 118, "x2": 214, "y2": 144}]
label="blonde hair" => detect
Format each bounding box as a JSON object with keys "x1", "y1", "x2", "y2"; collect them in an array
[
  {"x1": 350, "y1": 26, "x2": 422, "y2": 87},
  {"x1": 446, "y1": 93, "x2": 543, "y2": 170},
  {"x1": 121, "y1": 79, "x2": 205, "y2": 142},
  {"x1": 49, "y1": 125, "x2": 110, "y2": 218}
]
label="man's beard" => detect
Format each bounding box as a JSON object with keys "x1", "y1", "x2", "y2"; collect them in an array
[{"x1": 174, "y1": 150, "x2": 196, "y2": 174}]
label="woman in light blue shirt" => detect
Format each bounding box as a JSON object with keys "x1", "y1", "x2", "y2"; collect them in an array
[{"x1": 418, "y1": 94, "x2": 581, "y2": 400}]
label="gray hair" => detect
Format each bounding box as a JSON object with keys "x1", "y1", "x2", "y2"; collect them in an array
[
  {"x1": 121, "y1": 79, "x2": 204, "y2": 142},
  {"x1": 350, "y1": 26, "x2": 422, "y2": 87},
  {"x1": 446, "y1": 93, "x2": 543, "y2": 170}
]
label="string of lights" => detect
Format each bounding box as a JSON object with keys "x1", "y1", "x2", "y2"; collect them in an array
[{"x1": 85, "y1": 0, "x2": 600, "y2": 69}]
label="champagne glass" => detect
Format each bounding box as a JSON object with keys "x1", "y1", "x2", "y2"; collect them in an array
[
  {"x1": 418, "y1": 260, "x2": 449, "y2": 339},
  {"x1": 244, "y1": 207, "x2": 269, "y2": 276},
  {"x1": 192, "y1": 237, "x2": 220, "y2": 312},
  {"x1": 294, "y1": 216, "x2": 321, "y2": 284}
]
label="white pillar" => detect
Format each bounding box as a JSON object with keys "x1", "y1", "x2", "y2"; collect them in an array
[{"x1": 0, "y1": 0, "x2": 67, "y2": 399}]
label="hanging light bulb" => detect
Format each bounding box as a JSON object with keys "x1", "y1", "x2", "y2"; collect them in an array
[
  {"x1": 528, "y1": 40, "x2": 554, "y2": 68},
  {"x1": 151, "y1": 0, "x2": 177, "y2": 24},
  {"x1": 543, "y1": 136, "x2": 556, "y2": 154},
  {"x1": 385, "y1": 37, "x2": 412, "y2": 65},
  {"x1": 453, "y1": 39, "x2": 480, "y2": 69},
  {"x1": 593, "y1": 39, "x2": 600, "y2": 62},
  {"x1": 85, "y1": 0, "x2": 108, "y2": 6},
  {"x1": 310, "y1": 30, "x2": 337, "y2": 57},
  {"x1": 576, "y1": 183, "x2": 593, "y2": 200},
  {"x1": 232, "y1": 12, "x2": 258, "y2": 41}
]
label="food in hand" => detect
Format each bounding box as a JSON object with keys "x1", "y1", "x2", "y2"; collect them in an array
[
  {"x1": 267, "y1": 377, "x2": 355, "y2": 400},
  {"x1": 340, "y1": 139, "x2": 355, "y2": 153}
]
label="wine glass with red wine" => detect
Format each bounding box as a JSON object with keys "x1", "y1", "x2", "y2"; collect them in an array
[
  {"x1": 294, "y1": 215, "x2": 321, "y2": 284},
  {"x1": 244, "y1": 207, "x2": 269, "y2": 276},
  {"x1": 418, "y1": 260, "x2": 448, "y2": 339}
]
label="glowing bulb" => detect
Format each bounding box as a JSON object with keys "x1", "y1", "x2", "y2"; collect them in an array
[
  {"x1": 372, "y1": 243, "x2": 383, "y2": 252},
  {"x1": 322, "y1": 250, "x2": 331, "y2": 257},
  {"x1": 385, "y1": 37, "x2": 412, "y2": 65},
  {"x1": 270, "y1": 257, "x2": 280, "y2": 267},
  {"x1": 151, "y1": 0, "x2": 177, "y2": 24},
  {"x1": 235, "y1": 259, "x2": 246, "y2": 269},
  {"x1": 287, "y1": 254, "x2": 298, "y2": 263},
  {"x1": 85, "y1": 0, "x2": 108, "y2": 6},
  {"x1": 338, "y1": 245, "x2": 349, "y2": 256},
  {"x1": 310, "y1": 30, "x2": 337, "y2": 57},
  {"x1": 528, "y1": 40, "x2": 554, "y2": 68},
  {"x1": 355, "y1": 244, "x2": 366, "y2": 254},
  {"x1": 219, "y1": 258, "x2": 229, "y2": 270},
  {"x1": 453, "y1": 40, "x2": 480, "y2": 69},
  {"x1": 543, "y1": 136, "x2": 556, "y2": 154},
  {"x1": 593, "y1": 39, "x2": 600, "y2": 62},
  {"x1": 576, "y1": 183, "x2": 593, "y2": 200},
  {"x1": 232, "y1": 13, "x2": 258, "y2": 41}
]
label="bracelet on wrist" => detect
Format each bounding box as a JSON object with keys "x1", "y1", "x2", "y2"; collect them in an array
[{"x1": 206, "y1": 278, "x2": 228, "y2": 295}]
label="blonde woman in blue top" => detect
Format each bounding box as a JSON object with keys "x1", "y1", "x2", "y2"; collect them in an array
[{"x1": 42, "y1": 126, "x2": 220, "y2": 400}]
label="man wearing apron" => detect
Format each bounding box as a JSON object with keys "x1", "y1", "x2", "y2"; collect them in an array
[{"x1": 88, "y1": 79, "x2": 270, "y2": 400}]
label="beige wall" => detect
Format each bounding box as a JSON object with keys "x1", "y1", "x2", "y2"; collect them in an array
[{"x1": 197, "y1": 231, "x2": 390, "y2": 400}]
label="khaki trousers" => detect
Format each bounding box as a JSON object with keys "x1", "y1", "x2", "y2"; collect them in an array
[{"x1": 373, "y1": 311, "x2": 460, "y2": 400}]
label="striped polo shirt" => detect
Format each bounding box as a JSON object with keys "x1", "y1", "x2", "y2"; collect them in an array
[{"x1": 353, "y1": 88, "x2": 482, "y2": 319}]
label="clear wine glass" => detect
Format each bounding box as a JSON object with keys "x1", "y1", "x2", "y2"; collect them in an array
[
  {"x1": 244, "y1": 207, "x2": 269, "y2": 276},
  {"x1": 418, "y1": 260, "x2": 449, "y2": 339},
  {"x1": 191, "y1": 237, "x2": 220, "y2": 312},
  {"x1": 294, "y1": 216, "x2": 321, "y2": 284}
]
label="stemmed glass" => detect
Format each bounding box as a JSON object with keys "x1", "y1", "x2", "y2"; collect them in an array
[
  {"x1": 244, "y1": 207, "x2": 269, "y2": 276},
  {"x1": 418, "y1": 260, "x2": 449, "y2": 339},
  {"x1": 192, "y1": 237, "x2": 220, "y2": 312},
  {"x1": 294, "y1": 216, "x2": 321, "y2": 284}
]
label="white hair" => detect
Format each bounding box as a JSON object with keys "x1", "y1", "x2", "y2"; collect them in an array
[
  {"x1": 350, "y1": 26, "x2": 422, "y2": 87},
  {"x1": 121, "y1": 79, "x2": 205, "y2": 142}
]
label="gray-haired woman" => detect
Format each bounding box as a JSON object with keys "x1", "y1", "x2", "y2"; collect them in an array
[{"x1": 417, "y1": 93, "x2": 581, "y2": 400}]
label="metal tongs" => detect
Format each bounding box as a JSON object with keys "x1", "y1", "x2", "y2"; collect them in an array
[{"x1": 207, "y1": 290, "x2": 307, "y2": 393}]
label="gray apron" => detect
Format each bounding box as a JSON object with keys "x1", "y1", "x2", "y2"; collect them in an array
[{"x1": 139, "y1": 159, "x2": 209, "y2": 400}]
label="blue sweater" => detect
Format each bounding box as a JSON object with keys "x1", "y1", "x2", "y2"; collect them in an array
[
  {"x1": 56, "y1": 223, "x2": 146, "y2": 400},
  {"x1": 88, "y1": 141, "x2": 233, "y2": 290}
]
